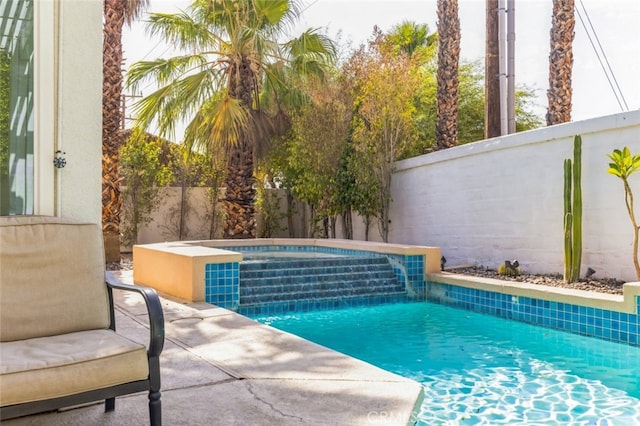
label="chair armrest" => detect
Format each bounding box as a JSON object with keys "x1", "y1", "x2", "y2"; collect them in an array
[{"x1": 106, "y1": 271, "x2": 165, "y2": 358}]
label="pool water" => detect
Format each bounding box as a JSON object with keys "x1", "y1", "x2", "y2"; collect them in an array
[{"x1": 255, "y1": 302, "x2": 640, "y2": 425}]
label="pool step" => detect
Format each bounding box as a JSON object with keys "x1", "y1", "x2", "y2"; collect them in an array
[
  {"x1": 240, "y1": 256, "x2": 390, "y2": 273},
  {"x1": 241, "y1": 267, "x2": 396, "y2": 288},
  {"x1": 238, "y1": 293, "x2": 409, "y2": 317},
  {"x1": 238, "y1": 255, "x2": 406, "y2": 315}
]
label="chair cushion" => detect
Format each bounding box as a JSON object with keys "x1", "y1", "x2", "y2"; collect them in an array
[
  {"x1": 0, "y1": 216, "x2": 110, "y2": 341},
  {"x1": 0, "y1": 329, "x2": 149, "y2": 406}
]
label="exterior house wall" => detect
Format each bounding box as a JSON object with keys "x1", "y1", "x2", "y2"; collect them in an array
[
  {"x1": 367, "y1": 110, "x2": 640, "y2": 282},
  {"x1": 55, "y1": 1, "x2": 102, "y2": 223}
]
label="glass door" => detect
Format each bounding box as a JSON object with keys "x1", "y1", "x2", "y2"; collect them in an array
[{"x1": 0, "y1": 0, "x2": 33, "y2": 215}]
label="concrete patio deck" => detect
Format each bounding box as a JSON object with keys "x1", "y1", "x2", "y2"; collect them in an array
[{"x1": 4, "y1": 271, "x2": 423, "y2": 426}]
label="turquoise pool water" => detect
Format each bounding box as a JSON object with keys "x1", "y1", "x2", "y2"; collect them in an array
[{"x1": 255, "y1": 302, "x2": 640, "y2": 425}]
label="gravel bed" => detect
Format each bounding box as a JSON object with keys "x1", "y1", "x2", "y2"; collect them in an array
[
  {"x1": 107, "y1": 253, "x2": 133, "y2": 271},
  {"x1": 449, "y1": 266, "x2": 625, "y2": 295}
]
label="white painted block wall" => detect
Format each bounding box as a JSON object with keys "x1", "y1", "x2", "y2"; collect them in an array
[{"x1": 353, "y1": 110, "x2": 640, "y2": 282}]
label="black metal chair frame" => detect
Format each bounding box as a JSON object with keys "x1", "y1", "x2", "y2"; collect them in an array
[{"x1": 0, "y1": 272, "x2": 165, "y2": 425}]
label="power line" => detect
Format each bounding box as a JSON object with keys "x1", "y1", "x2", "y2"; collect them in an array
[
  {"x1": 576, "y1": 0, "x2": 629, "y2": 111},
  {"x1": 301, "y1": 0, "x2": 319, "y2": 14}
]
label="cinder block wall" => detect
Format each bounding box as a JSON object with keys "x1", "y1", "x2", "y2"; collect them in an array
[{"x1": 363, "y1": 111, "x2": 640, "y2": 281}]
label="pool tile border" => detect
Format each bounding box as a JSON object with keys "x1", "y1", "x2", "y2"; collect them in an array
[{"x1": 427, "y1": 272, "x2": 640, "y2": 347}]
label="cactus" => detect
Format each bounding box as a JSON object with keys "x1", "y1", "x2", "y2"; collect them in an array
[
  {"x1": 563, "y1": 135, "x2": 582, "y2": 283},
  {"x1": 498, "y1": 260, "x2": 520, "y2": 277}
]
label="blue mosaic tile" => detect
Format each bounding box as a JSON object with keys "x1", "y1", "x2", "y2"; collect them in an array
[
  {"x1": 204, "y1": 262, "x2": 239, "y2": 309},
  {"x1": 199, "y1": 244, "x2": 432, "y2": 317},
  {"x1": 427, "y1": 282, "x2": 639, "y2": 347},
  {"x1": 215, "y1": 244, "x2": 428, "y2": 304},
  {"x1": 239, "y1": 293, "x2": 412, "y2": 317}
]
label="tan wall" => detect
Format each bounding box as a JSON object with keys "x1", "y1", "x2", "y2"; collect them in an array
[
  {"x1": 126, "y1": 187, "x2": 306, "y2": 249},
  {"x1": 122, "y1": 187, "x2": 223, "y2": 250}
]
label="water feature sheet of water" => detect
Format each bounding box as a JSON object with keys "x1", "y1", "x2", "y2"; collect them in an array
[
  {"x1": 254, "y1": 302, "x2": 640, "y2": 425},
  {"x1": 237, "y1": 253, "x2": 408, "y2": 316}
]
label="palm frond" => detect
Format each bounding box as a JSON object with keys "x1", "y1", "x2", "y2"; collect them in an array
[
  {"x1": 262, "y1": 61, "x2": 312, "y2": 110},
  {"x1": 146, "y1": 10, "x2": 225, "y2": 52},
  {"x1": 184, "y1": 95, "x2": 251, "y2": 154},
  {"x1": 253, "y1": 0, "x2": 289, "y2": 26},
  {"x1": 124, "y1": 0, "x2": 150, "y2": 26},
  {"x1": 282, "y1": 29, "x2": 336, "y2": 74},
  {"x1": 128, "y1": 0, "x2": 336, "y2": 159},
  {"x1": 131, "y1": 70, "x2": 219, "y2": 140},
  {"x1": 285, "y1": 29, "x2": 335, "y2": 59},
  {"x1": 126, "y1": 54, "x2": 209, "y2": 92}
]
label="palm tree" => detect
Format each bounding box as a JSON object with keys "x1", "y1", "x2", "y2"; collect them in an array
[
  {"x1": 127, "y1": 0, "x2": 335, "y2": 239},
  {"x1": 435, "y1": 0, "x2": 461, "y2": 149},
  {"x1": 547, "y1": 0, "x2": 575, "y2": 125},
  {"x1": 102, "y1": 0, "x2": 149, "y2": 261},
  {"x1": 387, "y1": 20, "x2": 437, "y2": 58}
]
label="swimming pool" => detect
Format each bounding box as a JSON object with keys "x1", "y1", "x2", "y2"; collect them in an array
[{"x1": 255, "y1": 302, "x2": 640, "y2": 425}]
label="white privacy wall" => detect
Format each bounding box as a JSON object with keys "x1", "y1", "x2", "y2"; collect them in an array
[{"x1": 356, "y1": 110, "x2": 640, "y2": 282}]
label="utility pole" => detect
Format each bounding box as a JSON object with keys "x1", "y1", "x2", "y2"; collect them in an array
[
  {"x1": 507, "y1": 0, "x2": 515, "y2": 133},
  {"x1": 498, "y1": 0, "x2": 507, "y2": 135},
  {"x1": 485, "y1": 0, "x2": 501, "y2": 139}
]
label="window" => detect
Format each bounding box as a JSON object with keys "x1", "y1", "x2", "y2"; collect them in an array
[{"x1": 0, "y1": 0, "x2": 33, "y2": 215}]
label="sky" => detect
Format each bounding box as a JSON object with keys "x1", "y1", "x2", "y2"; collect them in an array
[{"x1": 123, "y1": 0, "x2": 640, "y2": 125}]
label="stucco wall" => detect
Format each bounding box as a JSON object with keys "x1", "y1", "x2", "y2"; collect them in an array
[
  {"x1": 369, "y1": 110, "x2": 640, "y2": 282},
  {"x1": 128, "y1": 187, "x2": 223, "y2": 248},
  {"x1": 56, "y1": 1, "x2": 102, "y2": 223}
]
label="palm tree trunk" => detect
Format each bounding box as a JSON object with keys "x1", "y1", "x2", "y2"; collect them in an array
[
  {"x1": 102, "y1": 0, "x2": 126, "y2": 261},
  {"x1": 436, "y1": 0, "x2": 461, "y2": 149},
  {"x1": 223, "y1": 140, "x2": 256, "y2": 238},
  {"x1": 547, "y1": 0, "x2": 575, "y2": 125}
]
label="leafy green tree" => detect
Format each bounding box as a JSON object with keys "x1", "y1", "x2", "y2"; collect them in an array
[
  {"x1": 254, "y1": 166, "x2": 286, "y2": 238},
  {"x1": 341, "y1": 137, "x2": 380, "y2": 240},
  {"x1": 159, "y1": 142, "x2": 226, "y2": 240},
  {"x1": 607, "y1": 146, "x2": 640, "y2": 279},
  {"x1": 126, "y1": 0, "x2": 336, "y2": 239},
  {"x1": 120, "y1": 129, "x2": 173, "y2": 245},
  {"x1": 261, "y1": 134, "x2": 298, "y2": 237},
  {"x1": 345, "y1": 29, "x2": 422, "y2": 242},
  {"x1": 282, "y1": 77, "x2": 350, "y2": 237},
  {"x1": 180, "y1": 147, "x2": 227, "y2": 240}
]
